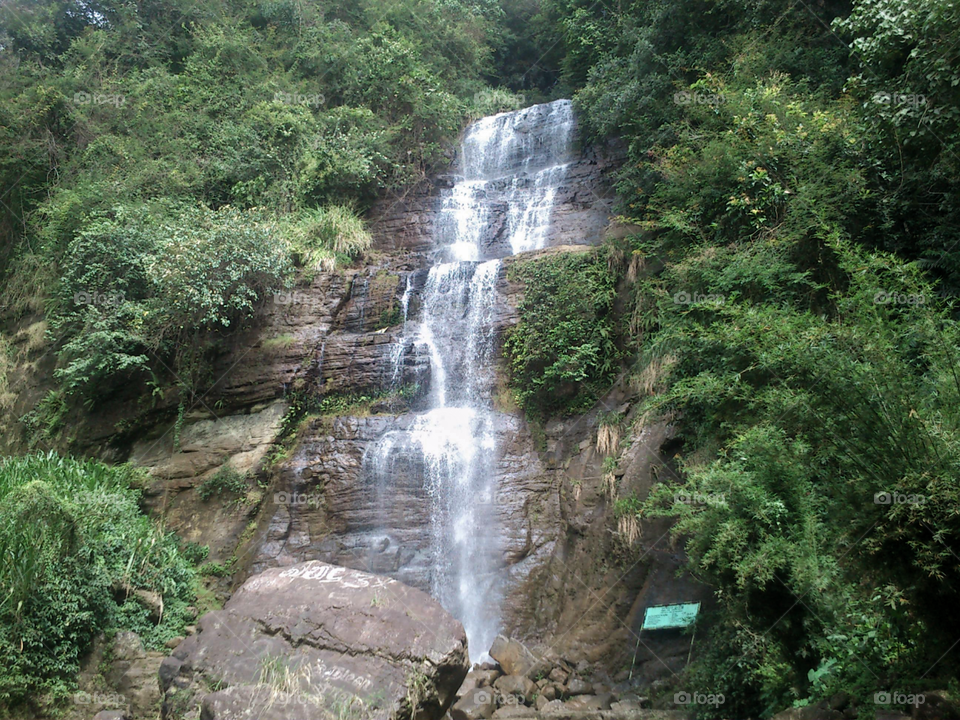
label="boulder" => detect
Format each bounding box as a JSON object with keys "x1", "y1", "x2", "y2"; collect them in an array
[
  {"x1": 451, "y1": 687, "x2": 497, "y2": 720},
  {"x1": 915, "y1": 692, "x2": 960, "y2": 720},
  {"x1": 96, "y1": 631, "x2": 164, "y2": 719},
  {"x1": 458, "y1": 670, "x2": 484, "y2": 697},
  {"x1": 489, "y1": 635, "x2": 539, "y2": 678},
  {"x1": 159, "y1": 561, "x2": 468, "y2": 720},
  {"x1": 565, "y1": 693, "x2": 613, "y2": 711},
  {"x1": 563, "y1": 677, "x2": 593, "y2": 696},
  {"x1": 539, "y1": 700, "x2": 566, "y2": 716},
  {"x1": 493, "y1": 675, "x2": 537, "y2": 705},
  {"x1": 491, "y1": 708, "x2": 537, "y2": 719}
]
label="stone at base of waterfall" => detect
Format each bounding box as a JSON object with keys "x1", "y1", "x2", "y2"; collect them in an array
[
  {"x1": 451, "y1": 687, "x2": 498, "y2": 719},
  {"x1": 158, "y1": 561, "x2": 468, "y2": 720},
  {"x1": 493, "y1": 675, "x2": 537, "y2": 705},
  {"x1": 489, "y1": 635, "x2": 540, "y2": 678}
]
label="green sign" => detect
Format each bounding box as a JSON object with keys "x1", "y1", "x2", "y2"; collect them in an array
[{"x1": 642, "y1": 602, "x2": 700, "y2": 630}]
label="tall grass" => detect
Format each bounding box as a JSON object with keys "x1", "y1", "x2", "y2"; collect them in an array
[
  {"x1": 0, "y1": 452, "x2": 197, "y2": 711},
  {"x1": 284, "y1": 205, "x2": 372, "y2": 272}
]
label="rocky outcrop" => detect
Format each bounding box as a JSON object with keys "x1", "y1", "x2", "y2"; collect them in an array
[
  {"x1": 450, "y1": 636, "x2": 689, "y2": 720},
  {"x1": 69, "y1": 631, "x2": 166, "y2": 720},
  {"x1": 369, "y1": 145, "x2": 619, "y2": 257},
  {"x1": 250, "y1": 410, "x2": 555, "y2": 597},
  {"x1": 159, "y1": 561, "x2": 468, "y2": 720}
]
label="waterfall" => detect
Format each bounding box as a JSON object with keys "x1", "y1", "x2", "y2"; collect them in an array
[{"x1": 365, "y1": 99, "x2": 575, "y2": 660}]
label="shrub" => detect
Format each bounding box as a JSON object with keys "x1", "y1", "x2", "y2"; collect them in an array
[
  {"x1": 0, "y1": 452, "x2": 197, "y2": 713},
  {"x1": 51, "y1": 203, "x2": 291, "y2": 402},
  {"x1": 197, "y1": 465, "x2": 248, "y2": 501},
  {"x1": 504, "y1": 249, "x2": 621, "y2": 417}
]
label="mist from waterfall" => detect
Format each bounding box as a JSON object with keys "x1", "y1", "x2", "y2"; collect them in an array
[{"x1": 365, "y1": 100, "x2": 575, "y2": 660}]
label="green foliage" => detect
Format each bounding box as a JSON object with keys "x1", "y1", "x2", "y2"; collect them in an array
[
  {"x1": 625, "y1": 236, "x2": 960, "y2": 710},
  {"x1": 47, "y1": 203, "x2": 291, "y2": 403},
  {"x1": 283, "y1": 204, "x2": 372, "y2": 273},
  {"x1": 0, "y1": 452, "x2": 196, "y2": 713},
  {"x1": 505, "y1": 249, "x2": 621, "y2": 417},
  {"x1": 544, "y1": 0, "x2": 960, "y2": 713},
  {"x1": 0, "y1": 0, "x2": 513, "y2": 411},
  {"x1": 197, "y1": 465, "x2": 249, "y2": 501}
]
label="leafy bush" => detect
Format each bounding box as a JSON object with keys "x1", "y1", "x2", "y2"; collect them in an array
[
  {"x1": 504, "y1": 249, "x2": 621, "y2": 417},
  {"x1": 0, "y1": 452, "x2": 197, "y2": 713},
  {"x1": 543, "y1": 0, "x2": 960, "y2": 711},
  {"x1": 197, "y1": 465, "x2": 248, "y2": 501},
  {"x1": 50, "y1": 203, "x2": 291, "y2": 402}
]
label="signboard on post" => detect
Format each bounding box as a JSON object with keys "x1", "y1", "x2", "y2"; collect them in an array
[
  {"x1": 630, "y1": 602, "x2": 701, "y2": 680},
  {"x1": 641, "y1": 602, "x2": 701, "y2": 631}
]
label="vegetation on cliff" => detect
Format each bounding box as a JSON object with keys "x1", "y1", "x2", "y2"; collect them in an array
[
  {"x1": 0, "y1": 452, "x2": 197, "y2": 711},
  {"x1": 0, "y1": 0, "x2": 521, "y2": 417},
  {"x1": 505, "y1": 0, "x2": 960, "y2": 714},
  {"x1": 3, "y1": 0, "x2": 960, "y2": 716}
]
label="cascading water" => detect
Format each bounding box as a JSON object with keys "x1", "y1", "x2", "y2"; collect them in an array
[{"x1": 364, "y1": 100, "x2": 575, "y2": 659}]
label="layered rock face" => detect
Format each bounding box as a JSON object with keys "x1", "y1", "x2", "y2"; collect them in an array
[
  {"x1": 369, "y1": 104, "x2": 616, "y2": 257},
  {"x1": 252, "y1": 102, "x2": 613, "y2": 662},
  {"x1": 124, "y1": 101, "x2": 703, "y2": 690},
  {"x1": 159, "y1": 561, "x2": 468, "y2": 720}
]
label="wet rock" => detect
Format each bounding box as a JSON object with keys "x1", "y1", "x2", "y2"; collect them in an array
[
  {"x1": 489, "y1": 636, "x2": 539, "y2": 678},
  {"x1": 159, "y1": 561, "x2": 468, "y2": 720}
]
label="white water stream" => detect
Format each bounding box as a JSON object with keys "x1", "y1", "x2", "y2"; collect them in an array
[{"x1": 367, "y1": 100, "x2": 575, "y2": 659}]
